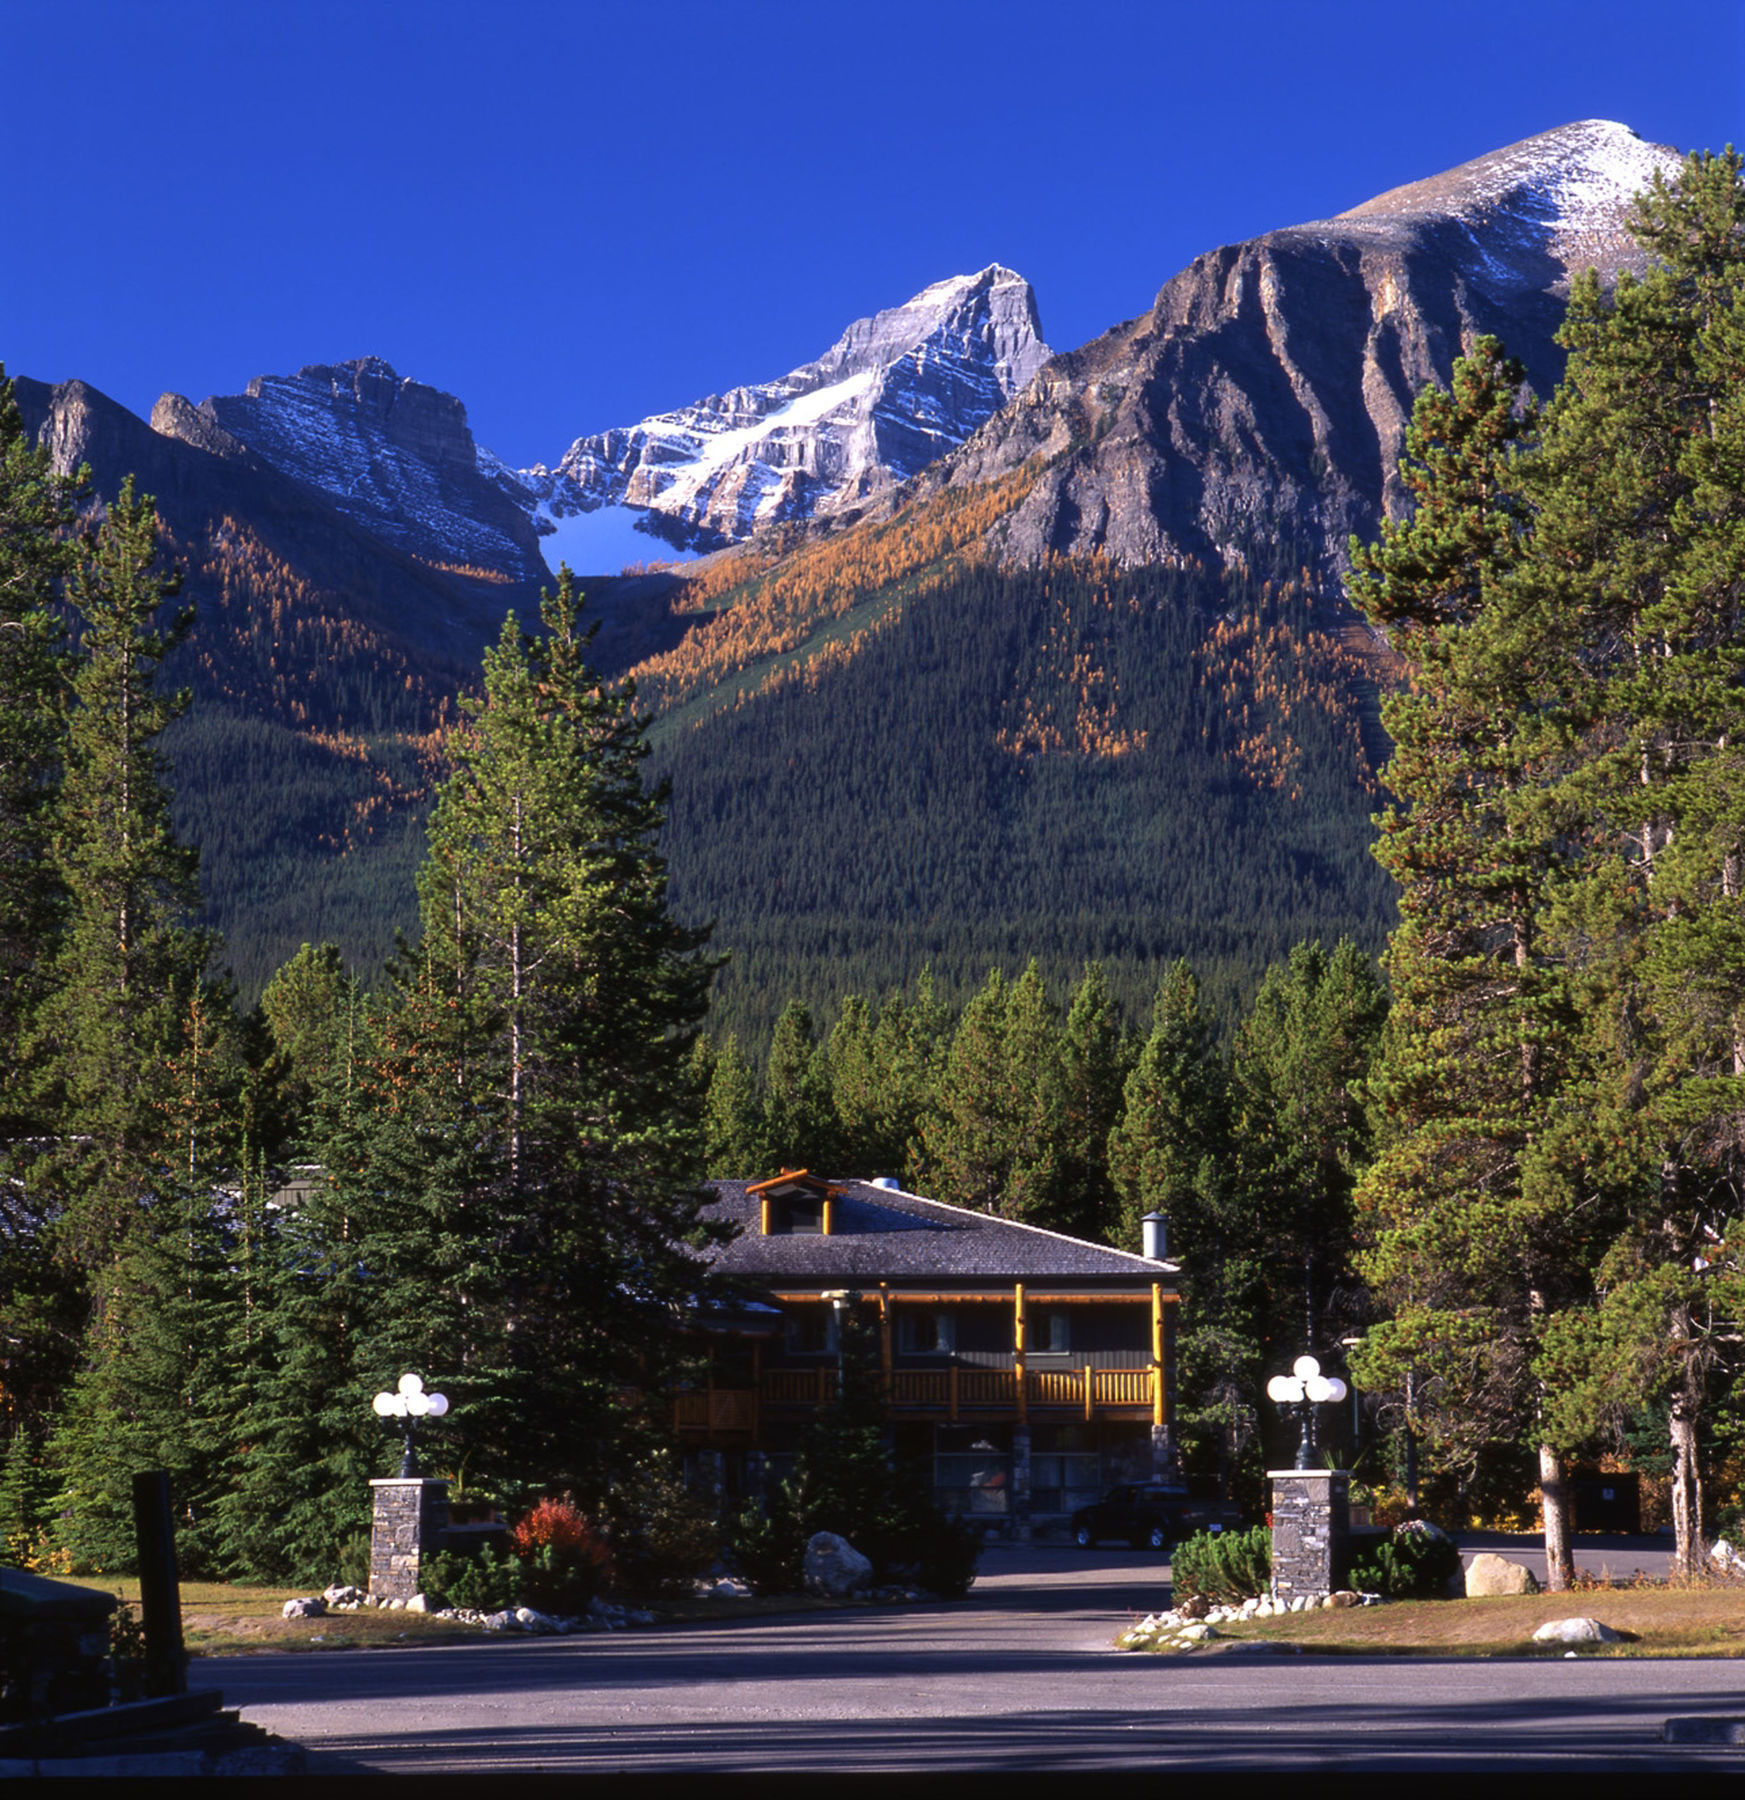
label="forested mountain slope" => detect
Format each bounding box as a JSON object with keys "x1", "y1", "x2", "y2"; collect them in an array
[{"x1": 9, "y1": 124, "x2": 1682, "y2": 1013}]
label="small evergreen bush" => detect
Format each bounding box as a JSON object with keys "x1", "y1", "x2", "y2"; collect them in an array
[
  {"x1": 1348, "y1": 1520, "x2": 1462, "y2": 1598},
  {"x1": 603, "y1": 1453, "x2": 720, "y2": 1598},
  {"x1": 1170, "y1": 1526, "x2": 1271, "y2": 1602}
]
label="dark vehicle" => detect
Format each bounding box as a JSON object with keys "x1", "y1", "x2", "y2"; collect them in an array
[{"x1": 1069, "y1": 1482, "x2": 1242, "y2": 1551}]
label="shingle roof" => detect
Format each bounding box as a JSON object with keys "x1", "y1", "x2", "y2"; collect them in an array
[{"x1": 701, "y1": 1179, "x2": 1178, "y2": 1286}]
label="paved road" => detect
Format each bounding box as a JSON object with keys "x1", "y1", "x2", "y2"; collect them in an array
[{"x1": 217, "y1": 1541, "x2": 1745, "y2": 1772}]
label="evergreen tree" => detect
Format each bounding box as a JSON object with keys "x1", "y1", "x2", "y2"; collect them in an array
[
  {"x1": 919, "y1": 962, "x2": 1068, "y2": 1223},
  {"x1": 700, "y1": 1032, "x2": 767, "y2": 1177},
  {"x1": 1108, "y1": 962, "x2": 1228, "y2": 1254},
  {"x1": 1231, "y1": 941, "x2": 1385, "y2": 1434},
  {"x1": 828, "y1": 977, "x2": 953, "y2": 1183},
  {"x1": 1108, "y1": 961, "x2": 1256, "y2": 1492},
  {"x1": 0, "y1": 371, "x2": 84, "y2": 1458},
  {"x1": 761, "y1": 999, "x2": 836, "y2": 1171},
  {"x1": 358, "y1": 569, "x2": 722, "y2": 1493},
  {"x1": 1515, "y1": 149, "x2": 1745, "y2": 1573},
  {"x1": 29, "y1": 479, "x2": 248, "y2": 1571},
  {"x1": 0, "y1": 370, "x2": 79, "y2": 1132},
  {"x1": 1046, "y1": 963, "x2": 1132, "y2": 1241},
  {"x1": 1347, "y1": 333, "x2": 1605, "y2": 1578},
  {"x1": 31, "y1": 476, "x2": 210, "y2": 1257}
]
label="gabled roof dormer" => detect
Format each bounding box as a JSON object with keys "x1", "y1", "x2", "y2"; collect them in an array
[{"x1": 747, "y1": 1169, "x2": 840, "y2": 1237}]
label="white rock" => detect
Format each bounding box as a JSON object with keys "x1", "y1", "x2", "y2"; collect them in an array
[
  {"x1": 282, "y1": 1597, "x2": 325, "y2": 1619},
  {"x1": 387, "y1": 1597, "x2": 405, "y2": 1611},
  {"x1": 1532, "y1": 1617, "x2": 1622, "y2": 1645},
  {"x1": 1175, "y1": 1622, "x2": 1216, "y2": 1642},
  {"x1": 323, "y1": 1584, "x2": 363, "y2": 1606},
  {"x1": 482, "y1": 1610, "x2": 516, "y2": 1631},
  {"x1": 804, "y1": 1531, "x2": 874, "y2": 1598},
  {"x1": 404, "y1": 1594, "x2": 428, "y2": 1614}
]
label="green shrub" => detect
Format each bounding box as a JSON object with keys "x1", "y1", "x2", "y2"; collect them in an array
[
  {"x1": 424, "y1": 1543, "x2": 517, "y2": 1614},
  {"x1": 1171, "y1": 1526, "x2": 1271, "y2": 1602},
  {"x1": 604, "y1": 1453, "x2": 720, "y2": 1598},
  {"x1": 892, "y1": 1506, "x2": 981, "y2": 1599},
  {"x1": 1348, "y1": 1520, "x2": 1462, "y2": 1598},
  {"x1": 335, "y1": 1532, "x2": 372, "y2": 1590},
  {"x1": 728, "y1": 1483, "x2": 811, "y2": 1595}
]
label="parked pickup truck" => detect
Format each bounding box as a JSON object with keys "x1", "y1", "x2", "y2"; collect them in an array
[{"x1": 1069, "y1": 1482, "x2": 1244, "y2": 1551}]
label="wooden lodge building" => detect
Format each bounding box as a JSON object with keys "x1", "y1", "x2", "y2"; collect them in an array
[{"x1": 677, "y1": 1170, "x2": 1181, "y2": 1531}]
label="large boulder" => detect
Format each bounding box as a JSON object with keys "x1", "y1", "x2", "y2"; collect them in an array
[
  {"x1": 803, "y1": 1531, "x2": 873, "y2": 1598},
  {"x1": 1464, "y1": 1553, "x2": 1540, "y2": 1597},
  {"x1": 1532, "y1": 1616, "x2": 1622, "y2": 1645}
]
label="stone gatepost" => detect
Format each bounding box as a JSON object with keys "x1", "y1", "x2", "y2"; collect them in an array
[
  {"x1": 1269, "y1": 1468, "x2": 1350, "y2": 1603},
  {"x1": 369, "y1": 1477, "x2": 450, "y2": 1600}
]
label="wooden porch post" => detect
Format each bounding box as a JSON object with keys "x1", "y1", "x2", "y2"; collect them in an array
[{"x1": 1152, "y1": 1282, "x2": 1165, "y2": 1428}]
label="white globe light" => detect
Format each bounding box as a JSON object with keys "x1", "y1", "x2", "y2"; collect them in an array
[
  {"x1": 406, "y1": 1392, "x2": 430, "y2": 1417},
  {"x1": 1305, "y1": 1375, "x2": 1333, "y2": 1404},
  {"x1": 1268, "y1": 1376, "x2": 1304, "y2": 1403},
  {"x1": 426, "y1": 1394, "x2": 449, "y2": 1417},
  {"x1": 398, "y1": 1372, "x2": 424, "y2": 1397},
  {"x1": 1293, "y1": 1355, "x2": 1320, "y2": 1381},
  {"x1": 1326, "y1": 1378, "x2": 1349, "y2": 1403},
  {"x1": 372, "y1": 1392, "x2": 396, "y2": 1417}
]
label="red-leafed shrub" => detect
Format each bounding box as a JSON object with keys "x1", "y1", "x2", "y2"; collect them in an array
[{"x1": 511, "y1": 1494, "x2": 611, "y2": 1562}]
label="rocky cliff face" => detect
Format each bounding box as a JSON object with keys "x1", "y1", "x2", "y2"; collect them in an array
[
  {"x1": 154, "y1": 357, "x2": 553, "y2": 588},
  {"x1": 525, "y1": 264, "x2": 1050, "y2": 544},
  {"x1": 906, "y1": 122, "x2": 1681, "y2": 573}
]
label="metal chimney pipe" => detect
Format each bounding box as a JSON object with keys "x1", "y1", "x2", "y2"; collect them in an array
[{"x1": 1142, "y1": 1212, "x2": 1168, "y2": 1260}]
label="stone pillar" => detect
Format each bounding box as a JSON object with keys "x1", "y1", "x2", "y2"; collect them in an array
[
  {"x1": 369, "y1": 1477, "x2": 450, "y2": 1600},
  {"x1": 1268, "y1": 1468, "x2": 1350, "y2": 1603},
  {"x1": 1010, "y1": 1424, "x2": 1032, "y2": 1541}
]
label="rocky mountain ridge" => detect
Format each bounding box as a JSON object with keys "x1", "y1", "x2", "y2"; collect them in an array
[
  {"x1": 152, "y1": 357, "x2": 554, "y2": 589},
  {"x1": 887, "y1": 122, "x2": 1681, "y2": 575}
]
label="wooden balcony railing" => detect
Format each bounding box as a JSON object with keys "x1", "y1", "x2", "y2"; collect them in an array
[{"x1": 674, "y1": 1365, "x2": 1160, "y2": 1437}]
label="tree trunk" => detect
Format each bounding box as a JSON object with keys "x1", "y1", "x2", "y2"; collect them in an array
[
  {"x1": 1669, "y1": 1305, "x2": 1705, "y2": 1579},
  {"x1": 1539, "y1": 1443, "x2": 1573, "y2": 1591},
  {"x1": 1670, "y1": 1400, "x2": 1703, "y2": 1579}
]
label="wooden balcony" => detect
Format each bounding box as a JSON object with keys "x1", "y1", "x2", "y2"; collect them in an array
[{"x1": 674, "y1": 1364, "x2": 1162, "y2": 1440}]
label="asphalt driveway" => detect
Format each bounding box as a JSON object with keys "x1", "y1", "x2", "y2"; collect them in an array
[{"x1": 212, "y1": 1537, "x2": 1745, "y2": 1772}]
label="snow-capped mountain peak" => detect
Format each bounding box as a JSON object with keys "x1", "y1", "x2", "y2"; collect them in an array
[{"x1": 524, "y1": 263, "x2": 1051, "y2": 549}]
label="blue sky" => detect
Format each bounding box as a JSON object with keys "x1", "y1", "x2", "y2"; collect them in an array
[{"x1": 4, "y1": 0, "x2": 1740, "y2": 470}]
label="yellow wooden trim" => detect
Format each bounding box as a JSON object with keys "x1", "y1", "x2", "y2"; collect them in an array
[
  {"x1": 768, "y1": 1290, "x2": 1173, "y2": 1306},
  {"x1": 822, "y1": 1195, "x2": 835, "y2": 1236},
  {"x1": 1152, "y1": 1282, "x2": 1166, "y2": 1427}
]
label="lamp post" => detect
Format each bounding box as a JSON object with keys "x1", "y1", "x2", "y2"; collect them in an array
[
  {"x1": 1266, "y1": 1355, "x2": 1347, "y2": 1471},
  {"x1": 372, "y1": 1372, "x2": 450, "y2": 1477}
]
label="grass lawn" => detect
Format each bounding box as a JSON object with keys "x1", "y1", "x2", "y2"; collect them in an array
[
  {"x1": 54, "y1": 1575, "x2": 860, "y2": 1656},
  {"x1": 1140, "y1": 1584, "x2": 1745, "y2": 1658}
]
